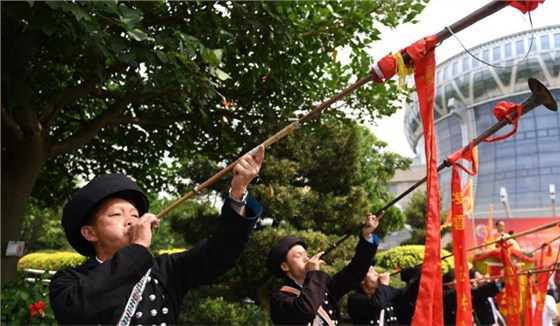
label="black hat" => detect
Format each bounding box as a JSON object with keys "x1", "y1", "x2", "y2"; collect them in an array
[
  {"x1": 443, "y1": 268, "x2": 456, "y2": 283},
  {"x1": 266, "y1": 235, "x2": 306, "y2": 278},
  {"x1": 62, "y1": 173, "x2": 149, "y2": 256},
  {"x1": 469, "y1": 267, "x2": 478, "y2": 279},
  {"x1": 400, "y1": 265, "x2": 421, "y2": 283}
]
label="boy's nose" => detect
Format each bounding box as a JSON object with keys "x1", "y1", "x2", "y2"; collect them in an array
[{"x1": 125, "y1": 216, "x2": 136, "y2": 226}]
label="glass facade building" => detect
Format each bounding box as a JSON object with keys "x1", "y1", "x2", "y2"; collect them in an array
[{"x1": 404, "y1": 25, "x2": 560, "y2": 219}]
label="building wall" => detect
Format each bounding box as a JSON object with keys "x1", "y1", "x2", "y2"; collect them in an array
[{"x1": 401, "y1": 25, "x2": 560, "y2": 219}]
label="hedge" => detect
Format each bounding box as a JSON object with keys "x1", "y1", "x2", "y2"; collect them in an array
[
  {"x1": 375, "y1": 244, "x2": 454, "y2": 274},
  {"x1": 17, "y1": 252, "x2": 87, "y2": 271}
]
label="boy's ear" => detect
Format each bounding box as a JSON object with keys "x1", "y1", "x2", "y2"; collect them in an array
[
  {"x1": 81, "y1": 225, "x2": 97, "y2": 242},
  {"x1": 280, "y1": 262, "x2": 290, "y2": 274}
]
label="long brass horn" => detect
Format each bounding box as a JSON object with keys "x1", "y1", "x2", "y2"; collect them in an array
[
  {"x1": 322, "y1": 78, "x2": 558, "y2": 257},
  {"x1": 524, "y1": 77, "x2": 557, "y2": 112}
]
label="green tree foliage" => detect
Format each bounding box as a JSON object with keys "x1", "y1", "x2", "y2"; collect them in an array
[
  {"x1": 401, "y1": 190, "x2": 429, "y2": 245},
  {"x1": 250, "y1": 116, "x2": 410, "y2": 238},
  {"x1": 401, "y1": 189, "x2": 450, "y2": 245},
  {"x1": 3, "y1": 0, "x2": 427, "y2": 283}
]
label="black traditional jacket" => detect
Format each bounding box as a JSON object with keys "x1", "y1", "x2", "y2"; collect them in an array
[
  {"x1": 347, "y1": 284, "x2": 400, "y2": 325},
  {"x1": 269, "y1": 237, "x2": 378, "y2": 325},
  {"x1": 443, "y1": 282, "x2": 501, "y2": 326},
  {"x1": 472, "y1": 282, "x2": 501, "y2": 326},
  {"x1": 50, "y1": 198, "x2": 261, "y2": 325},
  {"x1": 390, "y1": 278, "x2": 421, "y2": 326}
]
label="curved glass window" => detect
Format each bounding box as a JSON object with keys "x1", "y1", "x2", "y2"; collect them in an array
[
  {"x1": 505, "y1": 42, "x2": 512, "y2": 57},
  {"x1": 493, "y1": 46, "x2": 501, "y2": 61},
  {"x1": 473, "y1": 90, "x2": 560, "y2": 216},
  {"x1": 540, "y1": 35, "x2": 549, "y2": 50},
  {"x1": 516, "y1": 39, "x2": 525, "y2": 55}
]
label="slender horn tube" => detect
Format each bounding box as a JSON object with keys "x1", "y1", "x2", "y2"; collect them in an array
[
  {"x1": 528, "y1": 235, "x2": 560, "y2": 255},
  {"x1": 323, "y1": 78, "x2": 557, "y2": 257},
  {"x1": 441, "y1": 266, "x2": 560, "y2": 286},
  {"x1": 158, "y1": 1, "x2": 529, "y2": 219}
]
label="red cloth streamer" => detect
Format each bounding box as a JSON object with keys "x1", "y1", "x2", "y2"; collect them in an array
[
  {"x1": 472, "y1": 248, "x2": 534, "y2": 263},
  {"x1": 534, "y1": 270, "x2": 549, "y2": 326},
  {"x1": 499, "y1": 240, "x2": 521, "y2": 326},
  {"x1": 524, "y1": 273, "x2": 535, "y2": 326},
  {"x1": 447, "y1": 141, "x2": 477, "y2": 326},
  {"x1": 507, "y1": 0, "x2": 544, "y2": 14},
  {"x1": 484, "y1": 101, "x2": 522, "y2": 142},
  {"x1": 442, "y1": 180, "x2": 472, "y2": 229},
  {"x1": 533, "y1": 243, "x2": 553, "y2": 326},
  {"x1": 371, "y1": 54, "x2": 397, "y2": 83},
  {"x1": 371, "y1": 36, "x2": 433, "y2": 83},
  {"x1": 450, "y1": 168, "x2": 474, "y2": 326},
  {"x1": 538, "y1": 243, "x2": 552, "y2": 268},
  {"x1": 407, "y1": 34, "x2": 443, "y2": 326}
]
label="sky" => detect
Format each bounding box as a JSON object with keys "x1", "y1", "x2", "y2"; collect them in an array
[{"x1": 365, "y1": 0, "x2": 560, "y2": 158}]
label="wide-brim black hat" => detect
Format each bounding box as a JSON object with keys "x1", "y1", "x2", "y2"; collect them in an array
[
  {"x1": 266, "y1": 235, "x2": 306, "y2": 278},
  {"x1": 400, "y1": 265, "x2": 421, "y2": 283},
  {"x1": 62, "y1": 173, "x2": 149, "y2": 256},
  {"x1": 443, "y1": 268, "x2": 456, "y2": 283},
  {"x1": 469, "y1": 267, "x2": 478, "y2": 279}
]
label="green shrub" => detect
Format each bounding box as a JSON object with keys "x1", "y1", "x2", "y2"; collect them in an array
[
  {"x1": 1, "y1": 272, "x2": 57, "y2": 325},
  {"x1": 181, "y1": 296, "x2": 271, "y2": 325},
  {"x1": 17, "y1": 252, "x2": 86, "y2": 271},
  {"x1": 376, "y1": 245, "x2": 454, "y2": 274}
]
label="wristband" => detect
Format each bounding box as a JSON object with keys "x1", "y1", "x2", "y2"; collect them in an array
[{"x1": 229, "y1": 188, "x2": 248, "y2": 207}]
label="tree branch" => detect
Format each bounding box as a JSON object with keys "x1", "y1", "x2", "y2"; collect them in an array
[
  {"x1": 110, "y1": 114, "x2": 192, "y2": 129},
  {"x1": 91, "y1": 88, "x2": 124, "y2": 100},
  {"x1": 40, "y1": 76, "x2": 99, "y2": 128},
  {"x1": 13, "y1": 81, "x2": 39, "y2": 130},
  {"x1": 49, "y1": 93, "x2": 134, "y2": 157},
  {"x1": 2, "y1": 106, "x2": 23, "y2": 141}
]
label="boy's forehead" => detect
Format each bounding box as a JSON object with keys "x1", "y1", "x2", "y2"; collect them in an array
[
  {"x1": 288, "y1": 245, "x2": 306, "y2": 255},
  {"x1": 103, "y1": 197, "x2": 137, "y2": 206}
]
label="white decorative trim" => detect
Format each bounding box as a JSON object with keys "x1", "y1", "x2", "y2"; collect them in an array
[{"x1": 118, "y1": 269, "x2": 152, "y2": 326}]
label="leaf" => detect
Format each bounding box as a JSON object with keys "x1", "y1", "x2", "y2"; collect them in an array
[
  {"x1": 213, "y1": 49, "x2": 223, "y2": 62},
  {"x1": 127, "y1": 29, "x2": 153, "y2": 42},
  {"x1": 118, "y1": 5, "x2": 142, "y2": 29},
  {"x1": 212, "y1": 68, "x2": 231, "y2": 81},
  {"x1": 19, "y1": 290, "x2": 30, "y2": 301},
  {"x1": 40, "y1": 21, "x2": 58, "y2": 37},
  {"x1": 61, "y1": 3, "x2": 91, "y2": 22},
  {"x1": 155, "y1": 50, "x2": 168, "y2": 63}
]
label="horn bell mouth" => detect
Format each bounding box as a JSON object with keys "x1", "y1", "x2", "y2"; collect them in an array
[{"x1": 528, "y1": 77, "x2": 557, "y2": 112}]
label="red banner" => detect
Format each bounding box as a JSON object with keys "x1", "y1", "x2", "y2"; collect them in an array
[
  {"x1": 407, "y1": 34, "x2": 443, "y2": 326},
  {"x1": 500, "y1": 240, "x2": 521, "y2": 326},
  {"x1": 442, "y1": 179, "x2": 473, "y2": 229},
  {"x1": 524, "y1": 274, "x2": 535, "y2": 326},
  {"x1": 450, "y1": 168, "x2": 473, "y2": 326}
]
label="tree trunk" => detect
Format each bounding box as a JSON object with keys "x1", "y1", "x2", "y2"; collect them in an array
[{"x1": 1, "y1": 137, "x2": 46, "y2": 285}]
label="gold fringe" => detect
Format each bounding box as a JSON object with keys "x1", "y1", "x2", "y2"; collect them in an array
[{"x1": 394, "y1": 52, "x2": 415, "y2": 90}]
